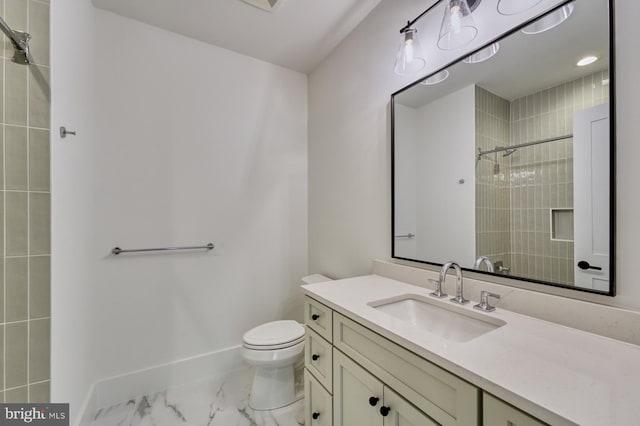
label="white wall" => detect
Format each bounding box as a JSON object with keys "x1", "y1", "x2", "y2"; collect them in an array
[
  {"x1": 50, "y1": 0, "x2": 99, "y2": 419},
  {"x1": 415, "y1": 86, "x2": 475, "y2": 265},
  {"x1": 393, "y1": 104, "x2": 417, "y2": 259},
  {"x1": 308, "y1": 0, "x2": 640, "y2": 311},
  {"x1": 52, "y1": 7, "x2": 308, "y2": 423}
]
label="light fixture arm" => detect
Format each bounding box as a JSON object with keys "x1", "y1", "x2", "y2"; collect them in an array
[{"x1": 399, "y1": 1, "x2": 444, "y2": 33}]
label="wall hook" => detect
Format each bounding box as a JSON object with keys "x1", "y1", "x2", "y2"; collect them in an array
[{"x1": 60, "y1": 126, "x2": 77, "y2": 138}]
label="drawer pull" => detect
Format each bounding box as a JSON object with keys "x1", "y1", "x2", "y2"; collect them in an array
[
  {"x1": 312, "y1": 354, "x2": 320, "y2": 361},
  {"x1": 311, "y1": 313, "x2": 320, "y2": 320},
  {"x1": 369, "y1": 396, "x2": 379, "y2": 406},
  {"x1": 312, "y1": 412, "x2": 320, "y2": 420},
  {"x1": 380, "y1": 406, "x2": 390, "y2": 417}
]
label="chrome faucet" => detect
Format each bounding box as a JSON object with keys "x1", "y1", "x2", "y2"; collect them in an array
[
  {"x1": 440, "y1": 261, "x2": 469, "y2": 305},
  {"x1": 473, "y1": 256, "x2": 494, "y2": 272}
]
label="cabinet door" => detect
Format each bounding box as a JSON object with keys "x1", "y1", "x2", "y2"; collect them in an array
[
  {"x1": 305, "y1": 369, "x2": 333, "y2": 426},
  {"x1": 483, "y1": 393, "x2": 547, "y2": 426},
  {"x1": 334, "y1": 348, "x2": 384, "y2": 426},
  {"x1": 383, "y1": 387, "x2": 439, "y2": 426}
]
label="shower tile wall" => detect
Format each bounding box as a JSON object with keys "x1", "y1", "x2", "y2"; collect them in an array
[
  {"x1": 509, "y1": 70, "x2": 609, "y2": 285},
  {"x1": 1, "y1": 0, "x2": 50, "y2": 402},
  {"x1": 475, "y1": 87, "x2": 511, "y2": 269}
]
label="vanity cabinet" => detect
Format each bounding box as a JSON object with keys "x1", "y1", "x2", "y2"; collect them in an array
[
  {"x1": 304, "y1": 296, "x2": 547, "y2": 426},
  {"x1": 483, "y1": 393, "x2": 547, "y2": 426},
  {"x1": 334, "y1": 348, "x2": 438, "y2": 426}
]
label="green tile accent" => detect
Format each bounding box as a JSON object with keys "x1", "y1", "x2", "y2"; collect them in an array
[
  {"x1": 29, "y1": 128, "x2": 50, "y2": 191},
  {"x1": 29, "y1": 256, "x2": 50, "y2": 318},
  {"x1": 6, "y1": 257, "x2": 28, "y2": 322},
  {"x1": 5, "y1": 386, "x2": 28, "y2": 403},
  {"x1": 29, "y1": 0, "x2": 50, "y2": 67},
  {"x1": 30, "y1": 193, "x2": 50, "y2": 255},
  {"x1": 5, "y1": 125, "x2": 28, "y2": 190},
  {"x1": 5, "y1": 321, "x2": 28, "y2": 389},
  {"x1": 0, "y1": 325, "x2": 4, "y2": 391},
  {"x1": 29, "y1": 66, "x2": 50, "y2": 129},
  {"x1": 4, "y1": 60, "x2": 28, "y2": 126},
  {"x1": 29, "y1": 319, "x2": 50, "y2": 383},
  {"x1": 6, "y1": 191, "x2": 28, "y2": 256},
  {"x1": 29, "y1": 381, "x2": 50, "y2": 403}
]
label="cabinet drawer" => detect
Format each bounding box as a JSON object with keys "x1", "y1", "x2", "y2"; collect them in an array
[
  {"x1": 305, "y1": 296, "x2": 333, "y2": 342},
  {"x1": 305, "y1": 327, "x2": 333, "y2": 392},
  {"x1": 305, "y1": 369, "x2": 333, "y2": 426},
  {"x1": 483, "y1": 393, "x2": 547, "y2": 426},
  {"x1": 333, "y1": 312, "x2": 479, "y2": 426}
]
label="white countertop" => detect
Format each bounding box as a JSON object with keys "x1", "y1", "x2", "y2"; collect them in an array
[{"x1": 303, "y1": 274, "x2": 640, "y2": 426}]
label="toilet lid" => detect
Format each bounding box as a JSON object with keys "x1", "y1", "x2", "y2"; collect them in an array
[{"x1": 243, "y1": 320, "x2": 305, "y2": 348}]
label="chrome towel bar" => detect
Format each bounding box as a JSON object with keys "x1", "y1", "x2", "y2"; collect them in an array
[
  {"x1": 394, "y1": 233, "x2": 415, "y2": 239},
  {"x1": 111, "y1": 243, "x2": 214, "y2": 255}
]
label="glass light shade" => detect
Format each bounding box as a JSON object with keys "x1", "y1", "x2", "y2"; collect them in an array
[
  {"x1": 394, "y1": 28, "x2": 427, "y2": 75},
  {"x1": 421, "y1": 70, "x2": 450, "y2": 85},
  {"x1": 497, "y1": 0, "x2": 543, "y2": 16},
  {"x1": 438, "y1": 0, "x2": 478, "y2": 50},
  {"x1": 463, "y1": 42, "x2": 500, "y2": 64},
  {"x1": 521, "y1": 2, "x2": 575, "y2": 35}
]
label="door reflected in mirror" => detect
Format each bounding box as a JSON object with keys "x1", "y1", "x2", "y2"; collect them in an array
[{"x1": 392, "y1": 0, "x2": 614, "y2": 295}]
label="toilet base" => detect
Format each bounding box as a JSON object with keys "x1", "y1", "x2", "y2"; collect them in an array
[{"x1": 249, "y1": 365, "x2": 301, "y2": 410}]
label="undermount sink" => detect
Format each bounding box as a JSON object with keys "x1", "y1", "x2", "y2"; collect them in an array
[{"x1": 368, "y1": 295, "x2": 506, "y2": 343}]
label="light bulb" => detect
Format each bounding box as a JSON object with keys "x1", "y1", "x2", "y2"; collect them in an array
[
  {"x1": 394, "y1": 28, "x2": 426, "y2": 75},
  {"x1": 438, "y1": 0, "x2": 478, "y2": 50}
]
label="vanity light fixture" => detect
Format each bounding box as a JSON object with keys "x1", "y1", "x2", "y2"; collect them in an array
[
  {"x1": 521, "y1": 2, "x2": 575, "y2": 35},
  {"x1": 438, "y1": 0, "x2": 478, "y2": 50},
  {"x1": 577, "y1": 55, "x2": 598, "y2": 67},
  {"x1": 463, "y1": 42, "x2": 500, "y2": 64},
  {"x1": 421, "y1": 69, "x2": 450, "y2": 85},
  {"x1": 497, "y1": 0, "x2": 543, "y2": 16},
  {"x1": 395, "y1": 0, "x2": 481, "y2": 75},
  {"x1": 394, "y1": 27, "x2": 427, "y2": 75}
]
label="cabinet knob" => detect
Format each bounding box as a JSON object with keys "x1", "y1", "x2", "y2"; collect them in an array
[
  {"x1": 312, "y1": 412, "x2": 320, "y2": 420},
  {"x1": 311, "y1": 314, "x2": 320, "y2": 320},
  {"x1": 312, "y1": 354, "x2": 320, "y2": 361},
  {"x1": 369, "y1": 396, "x2": 379, "y2": 406},
  {"x1": 380, "y1": 406, "x2": 390, "y2": 417}
]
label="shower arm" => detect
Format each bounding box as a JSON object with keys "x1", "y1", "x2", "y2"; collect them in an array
[{"x1": 0, "y1": 16, "x2": 31, "y2": 64}]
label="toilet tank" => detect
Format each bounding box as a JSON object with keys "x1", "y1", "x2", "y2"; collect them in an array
[{"x1": 301, "y1": 274, "x2": 333, "y2": 285}]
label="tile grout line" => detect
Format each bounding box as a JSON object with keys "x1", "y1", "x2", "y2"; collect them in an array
[
  {"x1": 3, "y1": 0, "x2": 7, "y2": 400},
  {"x1": 26, "y1": 0, "x2": 31, "y2": 401}
]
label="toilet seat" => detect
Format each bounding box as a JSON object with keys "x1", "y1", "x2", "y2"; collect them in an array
[{"x1": 242, "y1": 320, "x2": 305, "y2": 350}]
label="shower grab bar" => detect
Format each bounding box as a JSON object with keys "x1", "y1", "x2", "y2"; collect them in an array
[
  {"x1": 111, "y1": 243, "x2": 214, "y2": 255},
  {"x1": 476, "y1": 134, "x2": 572, "y2": 160},
  {"x1": 0, "y1": 16, "x2": 31, "y2": 64},
  {"x1": 395, "y1": 233, "x2": 416, "y2": 239}
]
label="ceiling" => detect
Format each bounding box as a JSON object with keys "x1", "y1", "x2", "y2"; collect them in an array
[{"x1": 92, "y1": 0, "x2": 382, "y2": 73}]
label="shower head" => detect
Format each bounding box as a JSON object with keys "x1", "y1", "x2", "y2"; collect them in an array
[
  {"x1": 0, "y1": 16, "x2": 31, "y2": 64},
  {"x1": 502, "y1": 148, "x2": 517, "y2": 157}
]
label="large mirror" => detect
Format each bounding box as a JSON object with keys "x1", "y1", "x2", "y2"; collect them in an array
[{"x1": 392, "y1": 0, "x2": 614, "y2": 295}]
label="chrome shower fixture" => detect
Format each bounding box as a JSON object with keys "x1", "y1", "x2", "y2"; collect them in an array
[{"x1": 0, "y1": 16, "x2": 31, "y2": 64}]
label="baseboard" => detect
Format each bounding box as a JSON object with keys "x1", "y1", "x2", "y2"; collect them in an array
[{"x1": 76, "y1": 345, "x2": 245, "y2": 424}]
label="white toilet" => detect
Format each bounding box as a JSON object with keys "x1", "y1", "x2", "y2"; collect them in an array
[{"x1": 242, "y1": 274, "x2": 332, "y2": 410}]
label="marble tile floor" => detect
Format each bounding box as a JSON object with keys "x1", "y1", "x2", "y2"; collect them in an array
[{"x1": 92, "y1": 366, "x2": 305, "y2": 426}]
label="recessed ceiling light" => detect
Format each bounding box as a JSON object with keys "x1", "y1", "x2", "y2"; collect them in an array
[
  {"x1": 421, "y1": 70, "x2": 450, "y2": 86},
  {"x1": 577, "y1": 56, "x2": 598, "y2": 67},
  {"x1": 521, "y1": 2, "x2": 574, "y2": 35},
  {"x1": 464, "y1": 43, "x2": 500, "y2": 64}
]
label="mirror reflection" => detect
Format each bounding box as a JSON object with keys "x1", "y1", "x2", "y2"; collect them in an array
[{"x1": 392, "y1": 0, "x2": 612, "y2": 293}]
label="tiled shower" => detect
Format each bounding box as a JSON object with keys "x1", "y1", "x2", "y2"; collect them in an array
[
  {"x1": 476, "y1": 70, "x2": 609, "y2": 285},
  {"x1": 1, "y1": 0, "x2": 50, "y2": 402}
]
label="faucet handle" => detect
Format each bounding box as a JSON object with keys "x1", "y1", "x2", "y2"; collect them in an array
[
  {"x1": 474, "y1": 290, "x2": 501, "y2": 312},
  {"x1": 428, "y1": 279, "x2": 448, "y2": 299}
]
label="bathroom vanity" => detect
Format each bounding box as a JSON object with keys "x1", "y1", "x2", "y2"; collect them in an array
[{"x1": 302, "y1": 275, "x2": 640, "y2": 426}]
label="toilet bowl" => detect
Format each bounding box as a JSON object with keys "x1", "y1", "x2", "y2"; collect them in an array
[
  {"x1": 242, "y1": 274, "x2": 333, "y2": 410},
  {"x1": 242, "y1": 320, "x2": 305, "y2": 410}
]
